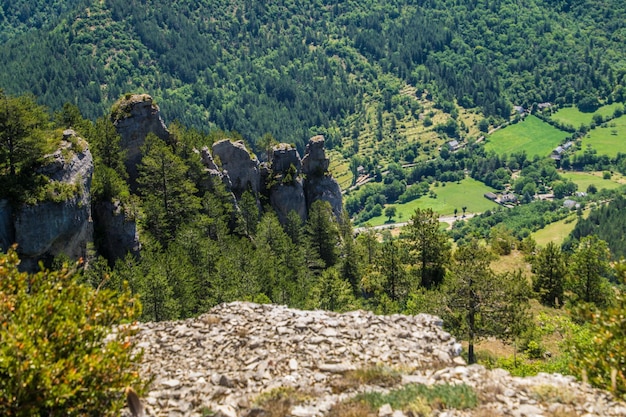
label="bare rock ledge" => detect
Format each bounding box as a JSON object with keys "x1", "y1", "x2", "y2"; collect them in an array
[{"x1": 126, "y1": 302, "x2": 626, "y2": 417}]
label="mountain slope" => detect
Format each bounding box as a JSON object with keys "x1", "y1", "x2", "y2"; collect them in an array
[{"x1": 0, "y1": 0, "x2": 624, "y2": 153}]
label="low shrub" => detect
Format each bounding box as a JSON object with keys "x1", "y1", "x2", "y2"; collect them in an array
[{"x1": 0, "y1": 246, "x2": 145, "y2": 416}]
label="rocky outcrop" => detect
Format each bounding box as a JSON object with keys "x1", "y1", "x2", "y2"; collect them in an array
[
  {"x1": 127, "y1": 302, "x2": 461, "y2": 417},
  {"x1": 212, "y1": 140, "x2": 260, "y2": 199},
  {"x1": 126, "y1": 302, "x2": 626, "y2": 417},
  {"x1": 271, "y1": 143, "x2": 302, "y2": 174},
  {"x1": 93, "y1": 200, "x2": 139, "y2": 262},
  {"x1": 13, "y1": 130, "x2": 93, "y2": 271},
  {"x1": 198, "y1": 146, "x2": 232, "y2": 190},
  {"x1": 268, "y1": 144, "x2": 307, "y2": 223},
  {"x1": 302, "y1": 135, "x2": 330, "y2": 176},
  {"x1": 0, "y1": 199, "x2": 13, "y2": 253},
  {"x1": 269, "y1": 178, "x2": 307, "y2": 224},
  {"x1": 302, "y1": 136, "x2": 343, "y2": 220},
  {"x1": 112, "y1": 94, "x2": 170, "y2": 184}
]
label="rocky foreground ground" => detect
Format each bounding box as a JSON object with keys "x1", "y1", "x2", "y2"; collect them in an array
[{"x1": 127, "y1": 302, "x2": 626, "y2": 417}]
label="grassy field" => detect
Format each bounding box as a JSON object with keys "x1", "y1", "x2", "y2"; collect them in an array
[
  {"x1": 532, "y1": 214, "x2": 579, "y2": 247},
  {"x1": 362, "y1": 177, "x2": 499, "y2": 226},
  {"x1": 561, "y1": 170, "x2": 625, "y2": 192},
  {"x1": 550, "y1": 103, "x2": 624, "y2": 128},
  {"x1": 578, "y1": 114, "x2": 626, "y2": 157},
  {"x1": 484, "y1": 115, "x2": 568, "y2": 157}
]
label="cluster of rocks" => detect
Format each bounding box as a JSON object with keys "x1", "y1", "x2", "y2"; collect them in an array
[
  {"x1": 1, "y1": 94, "x2": 345, "y2": 269},
  {"x1": 126, "y1": 302, "x2": 626, "y2": 417},
  {"x1": 204, "y1": 135, "x2": 343, "y2": 224}
]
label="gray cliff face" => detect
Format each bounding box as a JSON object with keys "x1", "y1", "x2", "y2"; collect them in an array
[
  {"x1": 212, "y1": 139, "x2": 260, "y2": 199},
  {"x1": 302, "y1": 135, "x2": 330, "y2": 176},
  {"x1": 271, "y1": 143, "x2": 302, "y2": 174},
  {"x1": 93, "y1": 200, "x2": 140, "y2": 261},
  {"x1": 302, "y1": 135, "x2": 343, "y2": 220},
  {"x1": 198, "y1": 146, "x2": 232, "y2": 190},
  {"x1": 0, "y1": 199, "x2": 13, "y2": 252},
  {"x1": 305, "y1": 174, "x2": 343, "y2": 220},
  {"x1": 14, "y1": 131, "x2": 93, "y2": 271},
  {"x1": 112, "y1": 94, "x2": 170, "y2": 184},
  {"x1": 268, "y1": 144, "x2": 307, "y2": 223},
  {"x1": 269, "y1": 178, "x2": 307, "y2": 224}
]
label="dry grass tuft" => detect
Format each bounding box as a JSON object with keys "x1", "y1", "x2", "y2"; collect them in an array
[
  {"x1": 253, "y1": 386, "x2": 311, "y2": 417},
  {"x1": 530, "y1": 384, "x2": 576, "y2": 405},
  {"x1": 327, "y1": 399, "x2": 377, "y2": 417},
  {"x1": 331, "y1": 365, "x2": 402, "y2": 393}
]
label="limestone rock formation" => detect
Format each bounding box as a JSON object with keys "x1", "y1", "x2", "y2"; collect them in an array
[
  {"x1": 302, "y1": 136, "x2": 343, "y2": 220},
  {"x1": 212, "y1": 139, "x2": 260, "y2": 199},
  {"x1": 13, "y1": 130, "x2": 93, "y2": 271},
  {"x1": 92, "y1": 200, "x2": 140, "y2": 261},
  {"x1": 268, "y1": 144, "x2": 307, "y2": 223},
  {"x1": 125, "y1": 302, "x2": 626, "y2": 417},
  {"x1": 112, "y1": 94, "x2": 170, "y2": 184},
  {"x1": 302, "y1": 135, "x2": 330, "y2": 176},
  {"x1": 0, "y1": 200, "x2": 13, "y2": 253},
  {"x1": 198, "y1": 146, "x2": 232, "y2": 190},
  {"x1": 271, "y1": 143, "x2": 302, "y2": 174}
]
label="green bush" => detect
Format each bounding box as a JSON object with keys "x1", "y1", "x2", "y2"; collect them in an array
[
  {"x1": 0, "y1": 247, "x2": 145, "y2": 416},
  {"x1": 571, "y1": 275, "x2": 626, "y2": 400}
]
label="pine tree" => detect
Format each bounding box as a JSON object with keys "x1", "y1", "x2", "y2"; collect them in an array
[
  {"x1": 569, "y1": 236, "x2": 613, "y2": 307},
  {"x1": 444, "y1": 239, "x2": 498, "y2": 364},
  {"x1": 0, "y1": 92, "x2": 48, "y2": 197},
  {"x1": 305, "y1": 200, "x2": 340, "y2": 269},
  {"x1": 532, "y1": 242, "x2": 567, "y2": 308},
  {"x1": 307, "y1": 267, "x2": 358, "y2": 312},
  {"x1": 137, "y1": 134, "x2": 201, "y2": 245},
  {"x1": 404, "y1": 208, "x2": 450, "y2": 288}
]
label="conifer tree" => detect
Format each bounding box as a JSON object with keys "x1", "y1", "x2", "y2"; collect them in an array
[
  {"x1": 443, "y1": 240, "x2": 497, "y2": 364},
  {"x1": 305, "y1": 200, "x2": 340, "y2": 269},
  {"x1": 532, "y1": 242, "x2": 567, "y2": 308},
  {"x1": 569, "y1": 236, "x2": 613, "y2": 307},
  {"x1": 404, "y1": 208, "x2": 450, "y2": 288},
  {"x1": 137, "y1": 134, "x2": 201, "y2": 245}
]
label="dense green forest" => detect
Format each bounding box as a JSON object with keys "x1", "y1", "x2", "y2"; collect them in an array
[{"x1": 1, "y1": 0, "x2": 625, "y2": 155}]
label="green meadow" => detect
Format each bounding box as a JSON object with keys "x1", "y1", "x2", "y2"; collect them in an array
[
  {"x1": 550, "y1": 103, "x2": 624, "y2": 128},
  {"x1": 532, "y1": 214, "x2": 579, "y2": 248},
  {"x1": 484, "y1": 115, "x2": 568, "y2": 157},
  {"x1": 561, "y1": 171, "x2": 624, "y2": 192},
  {"x1": 362, "y1": 177, "x2": 499, "y2": 226},
  {"x1": 578, "y1": 114, "x2": 626, "y2": 157}
]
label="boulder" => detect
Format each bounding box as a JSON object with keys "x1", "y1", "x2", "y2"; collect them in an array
[
  {"x1": 112, "y1": 94, "x2": 170, "y2": 185},
  {"x1": 212, "y1": 139, "x2": 260, "y2": 199}
]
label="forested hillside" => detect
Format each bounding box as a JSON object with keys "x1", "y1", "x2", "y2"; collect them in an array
[
  {"x1": 3, "y1": 1, "x2": 626, "y2": 409},
  {"x1": 1, "y1": 0, "x2": 625, "y2": 154}
]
